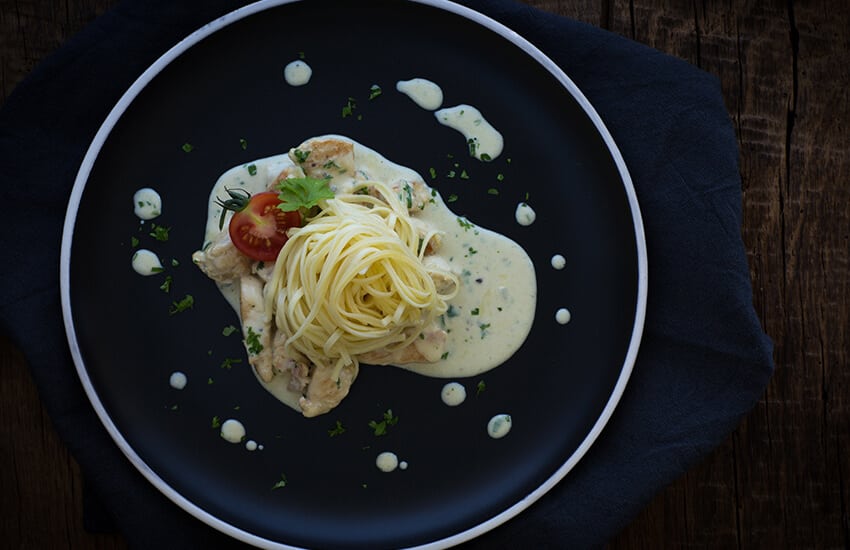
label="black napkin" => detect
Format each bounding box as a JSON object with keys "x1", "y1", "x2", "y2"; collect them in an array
[{"x1": 0, "y1": 0, "x2": 773, "y2": 548}]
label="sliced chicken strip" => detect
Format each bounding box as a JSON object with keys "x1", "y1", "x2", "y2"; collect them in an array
[
  {"x1": 299, "y1": 362, "x2": 358, "y2": 418},
  {"x1": 239, "y1": 274, "x2": 274, "y2": 382},
  {"x1": 192, "y1": 229, "x2": 252, "y2": 282},
  {"x1": 360, "y1": 325, "x2": 448, "y2": 365},
  {"x1": 288, "y1": 137, "x2": 355, "y2": 182}
]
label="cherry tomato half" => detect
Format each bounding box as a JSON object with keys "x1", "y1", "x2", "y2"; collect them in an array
[{"x1": 228, "y1": 192, "x2": 301, "y2": 262}]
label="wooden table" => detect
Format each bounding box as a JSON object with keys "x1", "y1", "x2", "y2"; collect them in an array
[{"x1": 2, "y1": 1, "x2": 847, "y2": 547}]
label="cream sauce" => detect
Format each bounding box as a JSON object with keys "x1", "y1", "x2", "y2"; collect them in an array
[
  {"x1": 487, "y1": 414, "x2": 512, "y2": 439},
  {"x1": 441, "y1": 382, "x2": 467, "y2": 406},
  {"x1": 434, "y1": 105, "x2": 503, "y2": 161},
  {"x1": 376, "y1": 451, "x2": 399, "y2": 472},
  {"x1": 169, "y1": 371, "x2": 187, "y2": 390},
  {"x1": 551, "y1": 254, "x2": 566, "y2": 270},
  {"x1": 199, "y1": 136, "x2": 536, "y2": 408},
  {"x1": 283, "y1": 60, "x2": 312, "y2": 86},
  {"x1": 131, "y1": 249, "x2": 162, "y2": 276},
  {"x1": 556, "y1": 308, "x2": 572, "y2": 325},
  {"x1": 133, "y1": 187, "x2": 161, "y2": 220},
  {"x1": 220, "y1": 419, "x2": 246, "y2": 443},
  {"x1": 515, "y1": 202, "x2": 536, "y2": 226},
  {"x1": 396, "y1": 78, "x2": 443, "y2": 110}
]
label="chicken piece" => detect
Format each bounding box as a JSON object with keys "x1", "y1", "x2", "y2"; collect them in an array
[
  {"x1": 288, "y1": 137, "x2": 355, "y2": 181},
  {"x1": 298, "y1": 362, "x2": 358, "y2": 418},
  {"x1": 270, "y1": 330, "x2": 311, "y2": 391},
  {"x1": 192, "y1": 230, "x2": 252, "y2": 282},
  {"x1": 422, "y1": 255, "x2": 458, "y2": 295},
  {"x1": 267, "y1": 164, "x2": 306, "y2": 190},
  {"x1": 361, "y1": 325, "x2": 448, "y2": 365},
  {"x1": 390, "y1": 179, "x2": 432, "y2": 213},
  {"x1": 239, "y1": 274, "x2": 273, "y2": 382}
]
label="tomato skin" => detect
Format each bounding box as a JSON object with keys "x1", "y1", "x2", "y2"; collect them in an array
[{"x1": 228, "y1": 192, "x2": 301, "y2": 262}]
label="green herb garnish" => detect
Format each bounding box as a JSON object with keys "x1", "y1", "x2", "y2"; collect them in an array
[
  {"x1": 276, "y1": 176, "x2": 334, "y2": 212},
  {"x1": 271, "y1": 474, "x2": 288, "y2": 490},
  {"x1": 169, "y1": 294, "x2": 194, "y2": 315},
  {"x1": 368, "y1": 84, "x2": 382, "y2": 100},
  {"x1": 149, "y1": 224, "x2": 171, "y2": 242},
  {"x1": 245, "y1": 326, "x2": 263, "y2": 355},
  {"x1": 222, "y1": 325, "x2": 238, "y2": 337},
  {"x1": 328, "y1": 420, "x2": 346, "y2": 437},
  {"x1": 181, "y1": 142, "x2": 194, "y2": 153},
  {"x1": 368, "y1": 409, "x2": 398, "y2": 436},
  {"x1": 159, "y1": 275, "x2": 173, "y2": 293}
]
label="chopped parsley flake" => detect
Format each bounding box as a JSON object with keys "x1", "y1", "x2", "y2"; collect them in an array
[
  {"x1": 441, "y1": 351, "x2": 449, "y2": 360},
  {"x1": 468, "y1": 247, "x2": 478, "y2": 255},
  {"x1": 487, "y1": 188, "x2": 500, "y2": 195},
  {"x1": 447, "y1": 194, "x2": 459, "y2": 203},
  {"x1": 470, "y1": 307, "x2": 480, "y2": 316},
  {"x1": 460, "y1": 170, "x2": 469, "y2": 179},
  {"x1": 220, "y1": 357, "x2": 242, "y2": 370},
  {"x1": 446, "y1": 305, "x2": 459, "y2": 318},
  {"x1": 342, "y1": 96, "x2": 357, "y2": 118},
  {"x1": 171, "y1": 258, "x2": 179, "y2": 267},
  {"x1": 150, "y1": 266, "x2": 164, "y2": 274},
  {"x1": 271, "y1": 474, "x2": 288, "y2": 490},
  {"x1": 480, "y1": 153, "x2": 492, "y2": 162},
  {"x1": 168, "y1": 294, "x2": 194, "y2": 315},
  {"x1": 222, "y1": 325, "x2": 238, "y2": 336},
  {"x1": 328, "y1": 420, "x2": 346, "y2": 437},
  {"x1": 457, "y1": 216, "x2": 474, "y2": 230},
  {"x1": 211, "y1": 416, "x2": 221, "y2": 429},
  {"x1": 149, "y1": 224, "x2": 171, "y2": 242},
  {"x1": 429, "y1": 167, "x2": 437, "y2": 179},
  {"x1": 368, "y1": 409, "x2": 398, "y2": 436},
  {"x1": 159, "y1": 275, "x2": 173, "y2": 293},
  {"x1": 207, "y1": 377, "x2": 214, "y2": 385},
  {"x1": 181, "y1": 142, "x2": 194, "y2": 153},
  {"x1": 447, "y1": 170, "x2": 456, "y2": 179},
  {"x1": 476, "y1": 380, "x2": 486, "y2": 396},
  {"x1": 479, "y1": 323, "x2": 491, "y2": 339},
  {"x1": 368, "y1": 84, "x2": 382, "y2": 100},
  {"x1": 496, "y1": 173, "x2": 505, "y2": 182},
  {"x1": 247, "y1": 163, "x2": 258, "y2": 176},
  {"x1": 245, "y1": 326, "x2": 263, "y2": 355},
  {"x1": 293, "y1": 148, "x2": 311, "y2": 163},
  {"x1": 130, "y1": 236, "x2": 139, "y2": 248},
  {"x1": 239, "y1": 138, "x2": 248, "y2": 150}
]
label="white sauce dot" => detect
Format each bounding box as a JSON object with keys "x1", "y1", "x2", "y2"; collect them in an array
[
  {"x1": 551, "y1": 254, "x2": 566, "y2": 270},
  {"x1": 284, "y1": 60, "x2": 312, "y2": 86},
  {"x1": 133, "y1": 187, "x2": 161, "y2": 220},
  {"x1": 515, "y1": 202, "x2": 536, "y2": 226},
  {"x1": 245, "y1": 440, "x2": 258, "y2": 451},
  {"x1": 556, "y1": 308, "x2": 572, "y2": 325},
  {"x1": 441, "y1": 382, "x2": 467, "y2": 406},
  {"x1": 435, "y1": 104, "x2": 503, "y2": 160},
  {"x1": 487, "y1": 414, "x2": 512, "y2": 439},
  {"x1": 399, "y1": 461, "x2": 408, "y2": 470},
  {"x1": 396, "y1": 78, "x2": 444, "y2": 110},
  {"x1": 169, "y1": 371, "x2": 187, "y2": 390},
  {"x1": 220, "y1": 419, "x2": 246, "y2": 444},
  {"x1": 376, "y1": 452, "x2": 399, "y2": 472},
  {"x1": 131, "y1": 249, "x2": 162, "y2": 275}
]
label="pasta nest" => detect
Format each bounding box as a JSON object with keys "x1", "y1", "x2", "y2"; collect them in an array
[{"x1": 268, "y1": 180, "x2": 458, "y2": 373}]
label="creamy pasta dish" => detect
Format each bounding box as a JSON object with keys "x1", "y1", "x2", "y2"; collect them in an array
[{"x1": 193, "y1": 136, "x2": 535, "y2": 417}]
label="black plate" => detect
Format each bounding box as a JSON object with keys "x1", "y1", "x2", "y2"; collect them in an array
[{"x1": 61, "y1": 1, "x2": 646, "y2": 548}]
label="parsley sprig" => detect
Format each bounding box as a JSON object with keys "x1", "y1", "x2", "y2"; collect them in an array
[{"x1": 276, "y1": 177, "x2": 334, "y2": 212}]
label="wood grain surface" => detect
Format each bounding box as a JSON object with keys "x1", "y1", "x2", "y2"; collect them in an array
[{"x1": 2, "y1": 0, "x2": 848, "y2": 548}]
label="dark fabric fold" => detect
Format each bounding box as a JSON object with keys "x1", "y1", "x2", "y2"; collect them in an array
[{"x1": 0, "y1": 0, "x2": 773, "y2": 548}]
